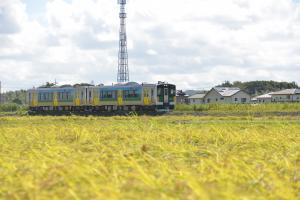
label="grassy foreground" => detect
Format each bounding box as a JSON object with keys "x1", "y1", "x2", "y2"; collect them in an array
[{"x1": 0, "y1": 116, "x2": 299, "y2": 199}]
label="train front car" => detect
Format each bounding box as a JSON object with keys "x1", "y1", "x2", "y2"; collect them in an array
[{"x1": 156, "y1": 82, "x2": 176, "y2": 111}]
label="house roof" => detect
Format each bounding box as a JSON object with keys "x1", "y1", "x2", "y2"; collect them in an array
[
  {"x1": 184, "y1": 90, "x2": 207, "y2": 96},
  {"x1": 214, "y1": 87, "x2": 241, "y2": 97},
  {"x1": 271, "y1": 89, "x2": 300, "y2": 95},
  {"x1": 176, "y1": 95, "x2": 189, "y2": 97},
  {"x1": 254, "y1": 93, "x2": 273, "y2": 99},
  {"x1": 188, "y1": 93, "x2": 206, "y2": 99}
]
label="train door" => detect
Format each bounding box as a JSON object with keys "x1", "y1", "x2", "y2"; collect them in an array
[
  {"x1": 53, "y1": 92, "x2": 58, "y2": 107},
  {"x1": 29, "y1": 90, "x2": 38, "y2": 107},
  {"x1": 87, "y1": 87, "x2": 93, "y2": 105},
  {"x1": 92, "y1": 88, "x2": 100, "y2": 106},
  {"x1": 27, "y1": 91, "x2": 32, "y2": 106},
  {"x1": 80, "y1": 88, "x2": 86, "y2": 105},
  {"x1": 74, "y1": 87, "x2": 81, "y2": 106},
  {"x1": 143, "y1": 88, "x2": 150, "y2": 106},
  {"x1": 117, "y1": 90, "x2": 123, "y2": 106},
  {"x1": 164, "y1": 88, "x2": 169, "y2": 103},
  {"x1": 151, "y1": 88, "x2": 155, "y2": 104}
]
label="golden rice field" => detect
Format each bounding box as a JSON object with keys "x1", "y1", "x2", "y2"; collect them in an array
[{"x1": 0, "y1": 115, "x2": 299, "y2": 200}]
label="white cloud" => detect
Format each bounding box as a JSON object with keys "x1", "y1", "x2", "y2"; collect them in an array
[{"x1": 0, "y1": 0, "x2": 300, "y2": 91}]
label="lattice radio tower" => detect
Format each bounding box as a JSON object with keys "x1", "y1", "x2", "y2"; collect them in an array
[{"x1": 117, "y1": 0, "x2": 129, "y2": 82}]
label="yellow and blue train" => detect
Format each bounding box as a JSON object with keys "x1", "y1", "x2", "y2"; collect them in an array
[{"x1": 27, "y1": 82, "x2": 176, "y2": 114}]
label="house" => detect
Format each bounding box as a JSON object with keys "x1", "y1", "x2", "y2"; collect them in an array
[
  {"x1": 203, "y1": 87, "x2": 251, "y2": 104},
  {"x1": 252, "y1": 93, "x2": 273, "y2": 103},
  {"x1": 188, "y1": 93, "x2": 206, "y2": 105},
  {"x1": 176, "y1": 90, "x2": 189, "y2": 104},
  {"x1": 176, "y1": 95, "x2": 189, "y2": 104},
  {"x1": 271, "y1": 89, "x2": 300, "y2": 102}
]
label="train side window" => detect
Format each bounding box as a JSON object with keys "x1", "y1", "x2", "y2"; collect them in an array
[
  {"x1": 130, "y1": 90, "x2": 133, "y2": 97},
  {"x1": 130, "y1": 90, "x2": 137, "y2": 97},
  {"x1": 89, "y1": 91, "x2": 92, "y2": 99},
  {"x1": 103, "y1": 91, "x2": 108, "y2": 98},
  {"x1": 170, "y1": 89, "x2": 175, "y2": 95},
  {"x1": 157, "y1": 88, "x2": 161, "y2": 95},
  {"x1": 124, "y1": 90, "x2": 128, "y2": 98},
  {"x1": 103, "y1": 91, "x2": 112, "y2": 98},
  {"x1": 151, "y1": 89, "x2": 154, "y2": 97},
  {"x1": 145, "y1": 90, "x2": 149, "y2": 97}
]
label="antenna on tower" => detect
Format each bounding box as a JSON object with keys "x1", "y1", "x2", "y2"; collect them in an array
[{"x1": 117, "y1": 0, "x2": 129, "y2": 83}]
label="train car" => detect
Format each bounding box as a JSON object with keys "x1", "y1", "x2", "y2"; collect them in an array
[{"x1": 27, "y1": 82, "x2": 176, "y2": 114}]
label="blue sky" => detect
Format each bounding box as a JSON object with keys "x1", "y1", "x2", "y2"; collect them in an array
[
  {"x1": 24, "y1": 0, "x2": 46, "y2": 14},
  {"x1": 0, "y1": 0, "x2": 300, "y2": 91}
]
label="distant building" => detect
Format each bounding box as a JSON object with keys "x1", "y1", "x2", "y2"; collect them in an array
[
  {"x1": 252, "y1": 93, "x2": 273, "y2": 103},
  {"x1": 203, "y1": 87, "x2": 251, "y2": 104},
  {"x1": 188, "y1": 94, "x2": 206, "y2": 105},
  {"x1": 176, "y1": 95, "x2": 189, "y2": 104},
  {"x1": 176, "y1": 90, "x2": 189, "y2": 104},
  {"x1": 271, "y1": 89, "x2": 300, "y2": 102}
]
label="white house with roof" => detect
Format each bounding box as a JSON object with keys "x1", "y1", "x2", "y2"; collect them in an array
[
  {"x1": 176, "y1": 94, "x2": 189, "y2": 104},
  {"x1": 271, "y1": 89, "x2": 300, "y2": 102},
  {"x1": 252, "y1": 93, "x2": 273, "y2": 103},
  {"x1": 188, "y1": 93, "x2": 206, "y2": 104},
  {"x1": 203, "y1": 87, "x2": 251, "y2": 104}
]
